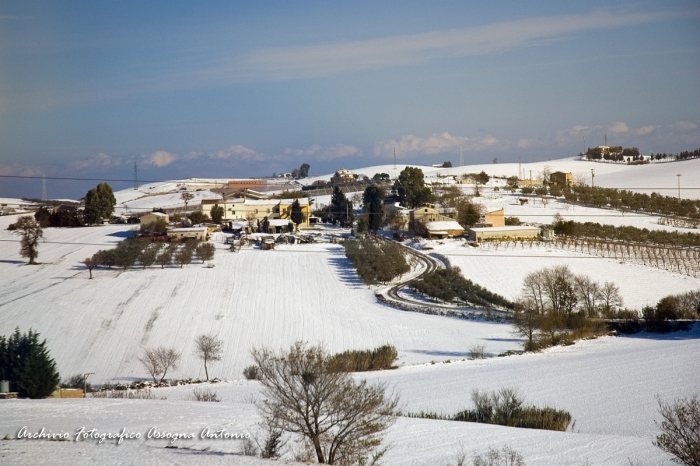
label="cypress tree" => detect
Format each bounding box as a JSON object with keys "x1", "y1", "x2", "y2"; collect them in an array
[{"x1": 0, "y1": 328, "x2": 60, "y2": 398}]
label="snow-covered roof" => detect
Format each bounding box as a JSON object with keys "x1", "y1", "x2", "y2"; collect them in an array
[
  {"x1": 425, "y1": 221, "x2": 464, "y2": 231},
  {"x1": 268, "y1": 219, "x2": 292, "y2": 226},
  {"x1": 143, "y1": 212, "x2": 168, "y2": 217}
]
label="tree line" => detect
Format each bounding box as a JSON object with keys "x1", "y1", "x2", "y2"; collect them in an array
[
  {"x1": 562, "y1": 185, "x2": 700, "y2": 220},
  {"x1": 409, "y1": 267, "x2": 513, "y2": 309},
  {"x1": 84, "y1": 238, "x2": 215, "y2": 278},
  {"x1": 553, "y1": 218, "x2": 700, "y2": 247}
]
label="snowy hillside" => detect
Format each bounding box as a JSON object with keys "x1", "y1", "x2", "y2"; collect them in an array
[{"x1": 1, "y1": 155, "x2": 698, "y2": 465}]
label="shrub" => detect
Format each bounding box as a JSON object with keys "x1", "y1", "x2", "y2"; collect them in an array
[
  {"x1": 654, "y1": 395, "x2": 700, "y2": 466},
  {"x1": 190, "y1": 388, "x2": 220, "y2": 402},
  {"x1": 472, "y1": 445, "x2": 525, "y2": 466},
  {"x1": 327, "y1": 344, "x2": 398, "y2": 372},
  {"x1": 418, "y1": 387, "x2": 574, "y2": 432},
  {"x1": 243, "y1": 365, "x2": 260, "y2": 380},
  {"x1": 469, "y1": 344, "x2": 486, "y2": 359}
]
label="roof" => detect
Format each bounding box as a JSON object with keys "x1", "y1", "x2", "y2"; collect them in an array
[
  {"x1": 425, "y1": 221, "x2": 464, "y2": 231},
  {"x1": 468, "y1": 226, "x2": 540, "y2": 232},
  {"x1": 268, "y1": 219, "x2": 292, "y2": 226},
  {"x1": 142, "y1": 212, "x2": 168, "y2": 217}
]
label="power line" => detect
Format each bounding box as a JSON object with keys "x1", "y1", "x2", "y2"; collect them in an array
[{"x1": 0, "y1": 174, "x2": 164, "y2": 183}]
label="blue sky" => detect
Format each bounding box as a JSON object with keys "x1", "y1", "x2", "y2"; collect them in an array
[{"x1": 1, "y1": 1, "x2": 699, "y2": 198}]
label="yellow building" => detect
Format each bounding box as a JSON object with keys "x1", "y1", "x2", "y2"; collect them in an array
[
  {"x1": 201, "y1": 198, "x2": 311, "y2": 229},
  {"x1": 140, "y1": 211, "x2": 169, "y2": 225},
  {"x1": 483, "y1": 208, "x2": 505, "y2": 227}
]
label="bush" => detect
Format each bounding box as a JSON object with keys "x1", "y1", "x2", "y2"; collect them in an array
[
  {"x1": 190, "y1": 388, "x2": 220, "y2": 402},
  {"x1": 328, "y1": 344, "x2": 398, "y2": 372},
  {"x1": 0, "y1": 328, "x2": 60, "y2": 398},
  {"x1": 654, "y1": 395, "x2": 700, "y2": 466},
  {"x1": 409, "y1": 387, "x2": 572, "y2": 432},
  {"x1": 454, "y1": 387, "x2": 571, "y2": 431},
  {"x1": 469, "y1": 344, "x2": 486, "y2": 359},
  {"x1": 243, "y1": 365, "x2": 260, "y2": 380}
]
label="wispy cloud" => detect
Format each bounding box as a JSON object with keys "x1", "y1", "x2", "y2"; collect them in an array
[
  {"x1": 69, "y1": 153, "x2": 122, "y2": 170},
  {"x1": 670, "y1": 121, "x2": 697, "y2": 131},
  {"x1": 230, "y1": 9, "x2": 686, "y2": 82},
  {"x1": 373, "y1": 132, "x2": 501, "y2": 158},
  {"x1": 635, "y1": 125, "x2": 659, "y2": 135}
]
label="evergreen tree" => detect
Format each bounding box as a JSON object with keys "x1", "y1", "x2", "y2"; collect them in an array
[
  {"x1": 290, "y1": 199, "x2": 305, "y2": 227},
  {"x1": 330, "y1": 186, "x2": 354, "y2": 227},
  {"x1": 0, "y1": 328, "x2": 60, "y2": 398},
  {"x1": 363, "y1": 186, "x2": 384, "y2": 233},
  {"x1": 210, "y1": 204, "x2": 224, "y2": 224},
  {"x1": 393, "y1": 167, "x2": 434, "y2": 208},
  {"x1": 83, "y1": 183, "x2": 116, "y2": 224}
]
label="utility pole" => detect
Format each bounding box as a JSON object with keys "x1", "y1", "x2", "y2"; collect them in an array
[
  {"x1": 134, "y1": 164, "x2": 138, "y2": 190},
  {"x1": 42, "y1": 174, "x2": 47, "y2": 200},
  {"x1": 460, "y1": 141, "x2": 464, "y2": 167},
  {"x1": 677, "y1": 174, "x2": 681, "y2": 200},
  {"x1": 393, "y1": 147, "x2": 397, "y2": 172},
  {"x1": 591, "y1": 169, "x2": 595, "y2": 187}
]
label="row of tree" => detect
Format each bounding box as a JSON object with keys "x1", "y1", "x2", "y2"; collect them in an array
[
  {"x1": 552, "y1": 218, "x2": 700, "y2": 247},
  {"x1": 649, "y1": 148, "x2": 700, "y2": 161},
  {"x1": 409, "y1": 267, "x2": 513, "y2": 309},
  {"x1": 562, "y1": 185, "x2": 700, "y2": 219},
  {"x1": 584, "y1": 146, "x2": 641, "y2": 162},
  {"x1": 85, "y1": 238, "x2": 215, "y2": 277}
]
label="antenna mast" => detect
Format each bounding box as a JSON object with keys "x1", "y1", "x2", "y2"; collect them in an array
[
  {"x1": 134, "y1": 164, "x2": 138, "y2": 190},
  {"x1": 42, "y1": 174, "x2": 47, "y2": 200},
  {"x1": 393, "y1": 147, "x2": 397, "y2": 171},
  {"x1": 459, "y1": 141, "x2": 464, "y2": 167}
]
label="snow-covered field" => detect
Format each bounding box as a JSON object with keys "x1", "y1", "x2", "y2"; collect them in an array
[{"x1": 1, "y1": 158, "x2": 699, "y2": 465}]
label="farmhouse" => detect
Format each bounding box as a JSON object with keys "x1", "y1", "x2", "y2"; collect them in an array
[
  {"x1": 200, "y1": 198, "x2": 311, "y2": 229},
  {"x1": 168, "y1": 226, "x2": 208, "y2": 241},
  {"x1": 330, "y1": 168, "x2": 356, "y2": 184},
  {"x1": 424, "y1": 221, "x2": 464, "y2": 239},
  {"x1": 467, "y1": 225, "x2": 541, "y2": 241},
  {"x1": 410, "y1": 206, "x2": 454, "y2": 224},
  {"x1": 140, "y1": 211, "x2": 169, "y2": 225}
]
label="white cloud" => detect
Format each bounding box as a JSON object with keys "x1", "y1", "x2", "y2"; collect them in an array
[
  {"x1": 635, "y1": 125, "x2": 659, "y2": 135},
  {"x1": 373, "y1": 132, "x2": 500, "y2": 158},
  {"x1": 608, "y1": 122, "x2": 629, "y2": 134},
  {"x1": 670, "y1": 121, "x2": 697, "y2": 131},
  {"x1": 144, "y1": 150, "x2": 177, "y2": 167},
  {"x1": 0, "y1": 163, "x2": 43, "y2": 177},
  {"x1": 517, "y1": 139, "x2": 534, "y2": 149},
  {"x1": 208, "y1": 145, "x2": 265, "y2": 162},
  {"x1": 69, "y1": 153, "x2": 121, "y2": 170}
]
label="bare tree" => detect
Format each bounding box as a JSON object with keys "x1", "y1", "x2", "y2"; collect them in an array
[
  {"x1": 138, "y1": 346, "x2": 181, "y2": 384},
  {"x1": 600, "y1": 281, "x2": 623, "y2": 317},
  {"x1": 83, "y1": 254, "x2": 101, "y2": 279},
  {"x1": 251, "y1": 342, "x2": 399, "y2": 465},
  {"x1": 181, "y1": 191, "x2": 194, "y2": 215},
  {"x1": 194, "y1": 334, "x2": 222, "y2": 381},
  {"x1": 654, "y1": 395, "x2": 700, "y2": 466},
  {"x1": 574, "y1": 275, "x2": 601, "y2": 318},
  {"x1": 511, "y1": 299, "x2": 542, "y2": 351},
  {"x1": 11, "y1": 216, "x2": 44, "y2": 264}
]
